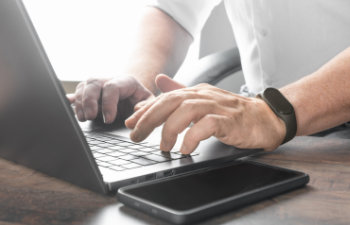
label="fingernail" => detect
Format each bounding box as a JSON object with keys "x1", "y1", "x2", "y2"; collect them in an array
[
  {"x1": 102, "y1": 113, "x2": 107, "y2": 123},
  {"x1": 180, "y1": 145, "x2": 188, "y2": 154},
  {"x1": 131, "y1": 131, "x2": 140, "y2": 142},
  {"x1": 126, "y1": 113, "x2": 135, "y2": 121},
  {"x1": 125, "y1": 116, "x2": 131, "y2": 124},
  {"x1": 125, "y1": 116, "x2": 136, "y2": 128}
]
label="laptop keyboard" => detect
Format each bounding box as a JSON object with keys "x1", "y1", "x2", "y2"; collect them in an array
[{"x1": 85, "y1": 132, "x2": 198, "y2": 172}]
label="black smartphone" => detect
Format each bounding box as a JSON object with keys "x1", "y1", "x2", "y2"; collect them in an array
[{"x1": 117, "y1": 160, "x2": 309, "y2": 224}]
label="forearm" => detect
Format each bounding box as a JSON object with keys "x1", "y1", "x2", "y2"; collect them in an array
[
  {"x1": 123, "y1": 7, "x2": 192, "y2": 94},
  {"x1": 281, "y1": 47, "x2": 350, "y2": 136}
]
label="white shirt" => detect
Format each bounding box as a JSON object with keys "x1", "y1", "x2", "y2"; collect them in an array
[{"x1": 150, "y1": 0, "x2": 350, "y2": 95}]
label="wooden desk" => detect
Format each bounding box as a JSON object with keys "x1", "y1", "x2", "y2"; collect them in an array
[{"x1": 0, "y1": 136, "x2": 349, "y2": 225}]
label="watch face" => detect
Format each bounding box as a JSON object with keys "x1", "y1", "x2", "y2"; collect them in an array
[{"x1": 264, "y1": 88, "x2": 293, "y2": 114}]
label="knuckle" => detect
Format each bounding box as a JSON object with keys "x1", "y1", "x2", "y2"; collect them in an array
[
  {"x1": 220, "y1": 135, "x2": 232, "y2": 144},
  {"x1": 231, "y1": 96, "x2": 240, "y2": 105},
  {"x1": 230, "y1": 109, "x2": 243, "y2": 121},
  {"x1": 82, "y1": 96, "x2": 96, "y2": 107},
  {"x1": 86, "y1": 78, "x2": 102, "y2": 87},
  {"x1": 103, "y1": 81, "x2": 117, "y2": 90},
  {"x1": 163, "y1": 91, "x2": 182, "y2": 103},
  {"x1": 164, "y1": 123, "x2": 178, "y2": 136},
  {"x1": 181, "y1": 99, "x2": 198, "y2": 110},
  {"x1": 204, "y1": 115, "x2": 218, "y2": 128},
  {"x1": 165, "y1": 91, "x2": 179, "y2": 99},
  {"x1": 205, "y1": 115, "x2": 217, "y2": 125},
  {"x1": 196, "y1": 83, "x2": 209, "y2": 88},
  {"x1": 194, "y1": 83, "x2": 216, "y2": 91}
]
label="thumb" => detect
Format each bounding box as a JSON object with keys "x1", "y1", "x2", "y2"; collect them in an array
[{"x1": 155, "y1": 74, "x2": 186, "y2": 93}]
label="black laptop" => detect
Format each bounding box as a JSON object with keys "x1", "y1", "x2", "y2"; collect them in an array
[{"x1": 0, "y1": 0, "x2": 261, "y2": 194}]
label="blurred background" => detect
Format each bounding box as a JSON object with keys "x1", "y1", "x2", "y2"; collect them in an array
[{"x1": 23, "y1": 0, "x2": 243, "y2": 92}]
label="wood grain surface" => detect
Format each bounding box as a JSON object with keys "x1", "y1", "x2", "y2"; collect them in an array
[{"x1": 0, "y1": 136, "x2": 349, "y2": 225}]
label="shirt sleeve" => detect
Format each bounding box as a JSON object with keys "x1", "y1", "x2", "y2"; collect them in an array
[{"x1": 147, "y1": 0, "x2": 222, "y2": 38}]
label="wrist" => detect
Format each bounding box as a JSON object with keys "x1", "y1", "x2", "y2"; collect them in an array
[
  {"x1": 257, "y1": 98, "x2": 287, "y2": 149},
  {"x1": 257, "y1": 87, "x2": 297, "y2": 145}
]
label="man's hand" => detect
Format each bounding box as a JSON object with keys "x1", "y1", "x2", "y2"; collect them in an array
[
  {"x1": 67, "y1": 76, "x2": 153, "y2": 123},
  {"x1": 125, "y1": 75, "x2": 286, "y2": 154}
]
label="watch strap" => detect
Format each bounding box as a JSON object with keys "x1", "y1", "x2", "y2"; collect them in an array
[{"x1": 257, "y1": 88, "x2": 297, "y2": 144}]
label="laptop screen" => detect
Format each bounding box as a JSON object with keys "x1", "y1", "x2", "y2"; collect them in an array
[{"x1": 0, "y1": 0, "x2": 106, "y2": 193}]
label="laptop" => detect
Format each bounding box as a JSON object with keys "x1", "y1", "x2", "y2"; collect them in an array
[{"x1": 0, "y1": 0, "x2": 261, "y2": 194}]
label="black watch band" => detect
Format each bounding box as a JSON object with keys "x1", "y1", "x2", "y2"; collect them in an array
[{"x1": 257, "y1": 87, "x2": 297, "y2": 144}]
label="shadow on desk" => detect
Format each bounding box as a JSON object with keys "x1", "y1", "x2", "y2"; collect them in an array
[
  {"x1": 84, "y1": 187, "x2": 311, "y2": 225},
  {"x1": 0, "y1": 136, "x2": 349, "y2": 225}
]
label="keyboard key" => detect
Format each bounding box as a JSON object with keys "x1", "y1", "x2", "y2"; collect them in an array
[
  {"x1": 95, "y1": 148, "x2": 115, "y2": 154},
  {"x1": 97, "y1": 143, "x2": 115, "y2": 148},
  {"x1": 109, "y1": 146, "x2": 125, "y2": 150},
  {"x1": 127, "y1": 145, "x2": 144, "y2": 150},
  {"x1": 92, "y1": 152, "x2": 106, "y2": 158},
  {"x1": 153, "y1": 151, "x2": 185, "y2": 159},
  {"x1": 99, "y1": 167, "x2": 119, "y2": 175},
  {"x1": 119, "y1": 154, "x2": 138, "y2": 161},
  {"x1": 138, "y1": 147, "x2": 157, "y2": 152},
  {"x1": 94, "y1": 136, "x2": 112, "y2": 141},
  {"x1": 132, "y1": 158, "x2": 157, "y2": 166},
  {"x1": 174, "y1": 151, "x2": 199, "y2": 156},
  {"x1": 109, "y1": 159, "x2": 130, "y2": 166},
  {"x1": 107, "y1": 139, "x2": 123, "y2": 144},
  {"x1": 117, "y1": 142, "x2": 134, "y2": 147},
  {"x1": 142, "y1": 154, "x2": 170, "y2": 162},
  {"x1": 98, "y1": 155, "x2": 120, "y2": 162},
  {"x1": 144, "y1": 144, "x2": 160, "y2": 149},
  {"x1": 90, "y1": 146, "x2": 103, "y2": 151},
  {"x1": 105, "y1": 151, "x2": 126, "y2": 157},
  {"x1": 122, "y1": 163, "x2": 141, "y2": 169},
  {"x1": 96, "y1": 161, "x2": 111, "y2": 168},
  {"x1": 130, "y1": 151, "x2": 149, "y2": 157},
  {"x1": 88, "y1": 140, "x2": 104, "y2": 145},
  {"x1": 85, "y1": 132, "x2": 183, "y2": 170},
  {"x1": 118, "y1": 148, "x2": 137, "y2": 153}
]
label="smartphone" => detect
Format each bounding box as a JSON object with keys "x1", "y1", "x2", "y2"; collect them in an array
[{"x1": 117, "y1": 160, "x2": 309, "y2": 224}]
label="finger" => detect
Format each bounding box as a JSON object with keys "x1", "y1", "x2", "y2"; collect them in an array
[
  {"x1": 130, "y1": 91, "x2": 196, "y2": 142},
  {"x1": 74, "y1": 82, "x2": 86, "y2": 121},
  {"x1": 82, "y1": 79, "x2": 104, "y2": 120},
  {"x1": 133, "y1": 97, "x2": 154, "y2": 112},
  {"x1": 180, "y1": 114, "x2": 225, "y2": 154},
  {"x1": 125, "y1": 96, "x2": 157, "y2": 129},
  {"x1": 66, "y1": 93, "x2": 75, "y2": 103},
  {"x1": 160, "y1": 99, "x2": 221, "y2": 151},
  {"x1": 100, "y1": 76, "x2": 152, "y2": 124},
  {"x1": 127, "y1": 80, "x2": 205, "y2": 129},
  {"x1": 134, "y1": 100, "x2": 147, "y2": 111},
  {"x1": 101, "y1": 81, "x2": 120, "y2": 124},
  {"x1": 155, "y1": 74, "x2": 185, "y2": 93}
]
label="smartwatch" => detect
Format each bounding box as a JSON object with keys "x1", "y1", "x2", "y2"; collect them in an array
[{"x1": 257, "y1": 87, "x2": 297, "y2": 144}]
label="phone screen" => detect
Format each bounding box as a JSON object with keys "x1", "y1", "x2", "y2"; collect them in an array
[{"x1": 123, "y1": 161, "x2": 302, "y2": 211}]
